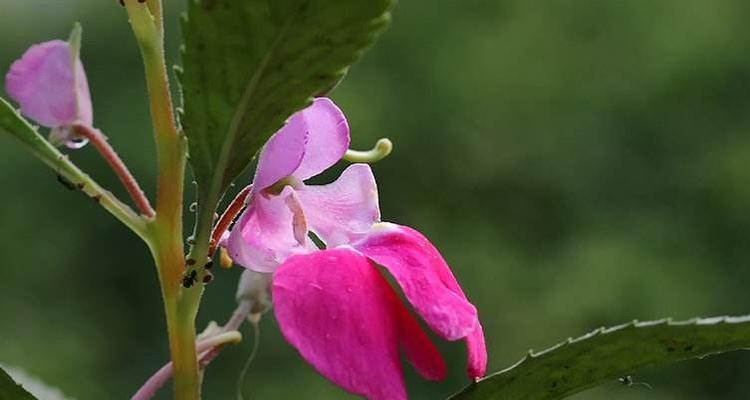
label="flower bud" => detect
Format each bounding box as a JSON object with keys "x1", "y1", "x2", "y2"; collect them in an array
[
  {"x1": 4, "y1": 24, "x2": 93, "y2": 149},
  {"x1": 235, "y1": 269, "x2": 273, "y2": 320}
]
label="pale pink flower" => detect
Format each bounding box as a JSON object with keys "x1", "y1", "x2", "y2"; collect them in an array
[
  {"x1": 227, "y1": 98, "x2": 487, "y2": 400},
  {"x1": 5, "y1": 38, "x2": 92, "y2": 148}
]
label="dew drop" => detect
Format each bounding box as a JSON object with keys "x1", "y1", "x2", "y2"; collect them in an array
[{"x1": 66, "y1": 137, "x2": 89, "y2": 149}]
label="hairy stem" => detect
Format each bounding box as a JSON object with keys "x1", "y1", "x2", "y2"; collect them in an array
[
  {"x1": 124, "y1": 1, "x2": 198, "y2": 399},
  {"x1": 73, "y1": 123, "x2": 155, "y2": 217}
]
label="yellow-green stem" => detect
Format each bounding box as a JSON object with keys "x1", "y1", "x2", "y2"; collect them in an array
[{"x1": 125, "y1": 1, "x2": 200, "y2": 399}]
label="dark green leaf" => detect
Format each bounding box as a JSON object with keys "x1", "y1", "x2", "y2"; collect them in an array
[
  {"x1": 0, "y1": 366, "x2": 38, "y2": 400},
  {"x1": 450, "y1": 316, "x2": 750, "y2": 400},
  {"x1": 179, "y1": 0, "x2": 394, "y2": 212}
]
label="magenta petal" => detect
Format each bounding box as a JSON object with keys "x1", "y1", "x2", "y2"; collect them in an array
[
  {"x1": 273, "y1": 248, "x2": 408, "y2": 400},
  {"x1": 5, "y1": 40, "x2": 92, "y2": 128},
  {"x1": 292, "y1": 97, "x2": 350, "y2": 180},
  {"x1": 466, "y1": 321, "x2": 488, "y2": 379},
  {"x1": 355, "y1": 223, "x2": 479, "y2": 341},
  {"x1": 296, "y1": 163, "x2": 380, "y2": 247},
  {"x1": 226, "y1": 187, "x2": 311, "y2": 273},
  {"x1": 394, "y1": 292, "x2": 447, "y2": 381}
]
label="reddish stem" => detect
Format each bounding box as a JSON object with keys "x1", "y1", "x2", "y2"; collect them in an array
[
  {"x1": 208, "y1": 186, "x2": 252, "y2": 255},
  {"x1": 73, "y1": 123, "x2": 155, "y2": 218}
]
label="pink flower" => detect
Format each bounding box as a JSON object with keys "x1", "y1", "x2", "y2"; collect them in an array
[
  {"x1": 5, "y1": 35, "x2": 92, "y2": 149},
  {"x1": 227, "y1": 98, "x2": 487, "y2": 400}
]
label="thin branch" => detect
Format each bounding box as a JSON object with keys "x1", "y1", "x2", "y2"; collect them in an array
[{"x1": 73, "y1": 124, "x2": 155, "y2": 217}]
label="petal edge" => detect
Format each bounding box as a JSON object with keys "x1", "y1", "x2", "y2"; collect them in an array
[
  {"x1": 273, "y1": 248, "x2": 408, "y2": 400},
  {"x1": 355, "y1": 223, "x2": 479, "y2": 341}
]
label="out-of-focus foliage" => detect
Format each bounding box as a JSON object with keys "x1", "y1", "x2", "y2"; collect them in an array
[{"x1": 0, "y1": 1, "x2": 749, "y2": 399}]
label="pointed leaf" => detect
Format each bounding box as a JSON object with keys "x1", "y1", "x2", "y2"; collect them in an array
[
  {"x1": 179, "y1": 0, "x2": 393, "y2": 214},
  {"x1": 450, "y1": 316, "x2": 750, "y2": 400}
]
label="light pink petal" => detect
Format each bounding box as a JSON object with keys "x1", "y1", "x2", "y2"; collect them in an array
[
  {"x1": 5, "y1": 40, "x2": 91, "y2": 128},
  {"x1": 291, "y1": 97, "x2": 350, "y2": 180},
  {"x1": 466, "y1": 321, "x2": 488, "y2": 379},
  {"x1": 252, "y1": 113, "x2": 307, "y2": 191},
  {"x1": 355, "y1": 223, "x2": 478, "y2": 341},
  {"x1": 226, "y1": 187, "x2": 311, "y2": 273},
  {"x1": 273, "y1": 248, "x2": 408, "y2": 400},
  {"x1": 253, "y1": 98, "x2": 349, "y2": 190},
  {"x1": 73, "y1": 57, "x2": 92, "y2": 126},
  {"x1": 296, "y1": 163, "x2": 380, "y2": 247}
]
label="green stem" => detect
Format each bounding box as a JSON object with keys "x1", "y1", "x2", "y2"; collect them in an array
[
  {"x1": 0, "y1": 98, "x2": 149, "y2": 240},
  {"x1": 124, "y1": 1, "x2": 200, "y2": 399},
  {"x1": 61, "y1": 151, "x2": 149, "y2": 239}
]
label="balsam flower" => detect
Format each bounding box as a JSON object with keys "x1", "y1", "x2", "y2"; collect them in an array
[
  {"x1": 5, "y1": 29, "x2": 93, "y2": 149},
  {"x1": 227, "y1": 97, "x2": 487, "y2": 400}
]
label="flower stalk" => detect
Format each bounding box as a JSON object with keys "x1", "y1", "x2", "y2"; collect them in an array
[{"x1": 72, "y1": 123, "x2": 155, "y2": 217}]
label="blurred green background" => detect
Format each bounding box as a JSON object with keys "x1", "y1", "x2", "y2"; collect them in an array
[{"x1": 1, "y1": 0, "x2": 750, "y2": 399}]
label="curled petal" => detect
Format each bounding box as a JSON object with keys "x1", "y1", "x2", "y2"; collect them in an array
[
  {"x1": 273, "y1": 248, "x2": 408, "y2": 400},
  {"x1": 5, "y1": 40, "x2": 92, "y2": 129},
  {"x1": 296, "y1": 163, "x2": 380, "y2": 248},
  {"x1": 292, "y1": 97, "x2": 350, "y2": 180},
  {"x1": 226, "y1": 187, "x2": 311, "y2": 273},
  {"x1": 253, "y1": 97, "x2": 349, "y2": 191},
  {"x1": 466, "y1": 321, "x2": 488, "y2": 379},
  {"x1": 355, "y1": 223, "x2": 488, "y2": 379},
  {"x1": 252, "y1": 114, "x2": 307, "y2": 191},
  {"x1": 355, "y1": 223, "x2": 479, "y2": 341}
]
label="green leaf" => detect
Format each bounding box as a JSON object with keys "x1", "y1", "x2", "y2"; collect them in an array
[
  {"x1": 450, "y1": 316, "x2": 750, "y2": 400},
  {"x1": 179, "y1": 0, "x2": 394, "y2": 213},
  {"x1": 0, "y1": 366, "x2": 38, "y2": 400}
]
